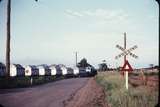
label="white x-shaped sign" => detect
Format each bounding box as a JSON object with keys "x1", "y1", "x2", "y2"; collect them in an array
[{"x1": 115, "y1": 44, "x2": 138, "y2": 59}]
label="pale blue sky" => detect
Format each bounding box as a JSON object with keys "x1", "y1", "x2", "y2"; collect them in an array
[{"x1": 0, "y1": 0, "x2": 159, "y2": 68}]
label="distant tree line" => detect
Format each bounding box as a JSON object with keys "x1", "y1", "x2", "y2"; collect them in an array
[{"x1": 77, "y1": 58, "x2": 91, "y2": 68}]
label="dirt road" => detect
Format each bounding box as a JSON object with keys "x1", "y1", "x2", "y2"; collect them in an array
[
  {"x1": 0, "y1": 77, "x2": 106, "y2": 107},
  {"x1": 64, "y1": 78, "x2": 106, "y2": 107}
]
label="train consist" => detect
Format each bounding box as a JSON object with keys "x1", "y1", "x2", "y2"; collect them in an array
[{"x1": 0, "y1": 62, "x2": 97, "y2": 77}]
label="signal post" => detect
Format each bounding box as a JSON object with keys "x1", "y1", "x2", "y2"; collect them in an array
[{"x1": 115, "y1": 33, "x2": 138, "y2": 90}]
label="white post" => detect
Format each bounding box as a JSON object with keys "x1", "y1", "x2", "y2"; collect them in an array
[
  {"x1": 31, "y1": 77, "x2": 33, "y2": 85},
  {"x1": 125, "y1": 71, "x2": 128, "y2": 90}
]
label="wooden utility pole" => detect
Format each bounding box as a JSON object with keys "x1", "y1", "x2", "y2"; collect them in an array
[
  {"x1": 6, "y1": 0, "x2": 11, "y2": 78},
  {"x1": 75, "y1": 52, "x2": 77, "y2": 67}
]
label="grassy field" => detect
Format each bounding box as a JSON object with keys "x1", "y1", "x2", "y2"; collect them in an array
[{"x1": 95, "y1": 72, "x2": 158, "y2": 107}]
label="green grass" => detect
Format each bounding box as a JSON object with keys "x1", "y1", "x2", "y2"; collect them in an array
[{"x1": 95, "y1": 72, "x2": 158, "y2": 107}]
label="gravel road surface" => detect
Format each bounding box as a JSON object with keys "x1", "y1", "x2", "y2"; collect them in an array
[{"x1": 0, "y1": 78, "x2": 89, "y2": 107}]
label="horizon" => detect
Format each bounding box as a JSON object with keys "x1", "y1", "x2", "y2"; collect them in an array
[{"x1": 0, "y1": 0, "x2": 159, "y2": 69}]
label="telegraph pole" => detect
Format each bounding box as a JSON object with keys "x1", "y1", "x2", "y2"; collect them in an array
[
  {"x1": 75, "y1": 52, "x2": 77, "y2": 67},
  {"x1": 6, "y1": 0, "x2": 11, "y2": 79}
]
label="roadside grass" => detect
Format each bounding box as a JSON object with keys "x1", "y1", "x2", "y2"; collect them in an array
[
  {"x1": 0, "y1": 76, "x2": 58, "y2": 89},
  {"x1": 95, "y1": 72, "x2": 158, "y2": 107}
]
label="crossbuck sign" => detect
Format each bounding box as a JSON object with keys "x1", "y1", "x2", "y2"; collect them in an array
[
  {"x1": 115, "y1": 34, "x2": 138, "y2": 90},
  {"x1": 115, "y1": 44, "x2": 138, "y2": 59}
]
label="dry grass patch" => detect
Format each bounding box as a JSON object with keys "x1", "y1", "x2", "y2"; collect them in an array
[{"x1": 95, "y1": 72, "x2": 158, "y2": 107}]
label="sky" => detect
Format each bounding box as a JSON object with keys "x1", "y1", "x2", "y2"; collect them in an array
[{"x1": 0, "y1": 0, "x2": 159, "y2": 68}]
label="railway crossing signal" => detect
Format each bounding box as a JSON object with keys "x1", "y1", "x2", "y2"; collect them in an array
[
  {"x1": 121, "y1": 60, "x2": 133, "y2": 76},
  {"x1": 115, "y1": 33, "x2": 138, "y2": 90},
  {"x1": 115, "y1": 44, "x2": 138, "y2": 59}
]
